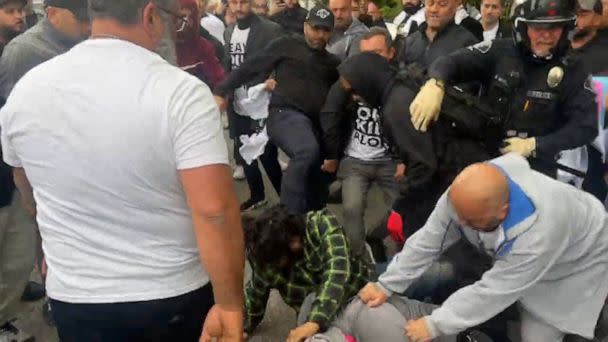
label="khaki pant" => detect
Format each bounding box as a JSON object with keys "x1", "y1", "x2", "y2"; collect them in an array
[{"x1": 0, "y1": 192, "x2": 36, "y2": 325}]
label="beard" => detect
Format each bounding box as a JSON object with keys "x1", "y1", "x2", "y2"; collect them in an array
[
  {"x1": 403, "y1": 3, "x2": 421, "y2": 15},
  {"x1": 155, "y1": 18, "x2": 178, "y2": 65}
]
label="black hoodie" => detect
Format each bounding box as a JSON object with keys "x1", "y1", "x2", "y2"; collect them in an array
[
  {"x1": 339, "y1": 53, "x2": 496, "y2": 234},
  {"x1": 320, "y1": 53, "x2": 396, "y2": 160},
  {"x1": 337, "y1": 53, "x2": 437, "y2": 191}
]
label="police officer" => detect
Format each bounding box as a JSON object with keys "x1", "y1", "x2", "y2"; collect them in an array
[{"x1": 410, "y1": 0, "x2": 598, "y2": 178}]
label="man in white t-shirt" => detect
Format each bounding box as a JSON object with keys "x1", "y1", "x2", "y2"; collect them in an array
[
  {"x1": 0, "y1": 0, "x2": 244, "y2": 341},
  {"x1": 480, "y1": 0, "x2": 509, "y2": 41}
]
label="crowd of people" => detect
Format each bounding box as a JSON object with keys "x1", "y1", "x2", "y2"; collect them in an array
[{"x1": 0, "y1": 0, "x2": 608, "y2": 341}]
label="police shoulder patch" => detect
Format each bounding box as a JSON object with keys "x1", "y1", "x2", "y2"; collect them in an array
[{"x1": 468, "y1": 40, "x2": 493, "y2": 54}]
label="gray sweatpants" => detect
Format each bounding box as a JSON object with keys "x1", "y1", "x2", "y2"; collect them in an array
[
  {"x1": 307, "y1": 296, "x2": 456, "y2": 342},
  {"x1": 338, "y1": 157, "x2": 399, "y2": 258},
  {"x1": 307, "y1": 296, "x2": 566, "y2": 342}
]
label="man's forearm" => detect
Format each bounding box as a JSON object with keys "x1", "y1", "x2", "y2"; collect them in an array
[{"x1": 193, "y1": 199, "x2": 245, "y2": 309}]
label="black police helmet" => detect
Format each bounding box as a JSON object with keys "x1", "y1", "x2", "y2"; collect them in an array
[{"x1": 512, "y1": 0, "x2": 577, "y2": 60}]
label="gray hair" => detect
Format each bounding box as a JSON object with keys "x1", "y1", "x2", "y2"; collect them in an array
[{"x1": 89, "y1": 0, "x2": 177, "y2": 25}]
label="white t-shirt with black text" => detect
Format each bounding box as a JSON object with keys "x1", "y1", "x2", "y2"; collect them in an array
[
  {"x1": 230, "y1": 27, "x2": 251, "y2": 115},
  {"x1": 0, "y1": 39, "x2": 228, "y2": 303},
  {"x1": 345, "y1": 103, "x2": 390, "y2": 161}
]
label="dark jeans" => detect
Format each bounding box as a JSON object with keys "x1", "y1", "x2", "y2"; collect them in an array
[
  {"x1": 235, "y1": 139, "x2": 283, "y2": 201},
  {"x1": 267, "y1": 108, "x2": 332, "y2": 214},
  {"x1": 50, "y1": 284, "x2": 214, "y2": 342}
]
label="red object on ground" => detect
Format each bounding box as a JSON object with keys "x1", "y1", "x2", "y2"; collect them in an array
[{"x1": 387, "y1": 210, "x2": 405, "y2": 244}]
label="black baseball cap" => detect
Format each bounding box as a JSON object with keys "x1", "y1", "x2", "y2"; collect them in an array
[
  {"x1": 306, "y1": 5, "x2": 334, "y2": 30},
  {"x1": 44, "y1": 0, "x2": 89, "y2": 21}
]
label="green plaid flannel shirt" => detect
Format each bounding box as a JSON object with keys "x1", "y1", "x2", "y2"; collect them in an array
[{"x1": 244, "y1": 209, "x2": 371, "y2": 332}]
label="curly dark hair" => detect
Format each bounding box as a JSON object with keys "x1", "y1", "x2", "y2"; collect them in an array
[{"x1": 242, "y1": 205, "x2": 306, "y2": 265}]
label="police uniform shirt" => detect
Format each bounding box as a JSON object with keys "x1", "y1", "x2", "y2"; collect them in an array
[{"x1": 428, "y1": 38, "x2": 598, "y2": 174}]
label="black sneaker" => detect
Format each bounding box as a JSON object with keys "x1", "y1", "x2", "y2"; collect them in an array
[
  {"x1": 240, "y1": 198, "x2": 267, "y2": 212},
  {"x1": 0, "y1": 322, "x2": 35, "y2": 342},
  {"x1": 20, "y1": 281, "x2": 45, "y2": 302}
]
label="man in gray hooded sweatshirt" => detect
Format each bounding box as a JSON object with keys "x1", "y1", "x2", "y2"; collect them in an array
[
  {"x1": 326, "y1": 0, "x2": 368, "y2": 60},
  {"x1": 312, "y1": 153, "x2": 608, "y2": 341}
]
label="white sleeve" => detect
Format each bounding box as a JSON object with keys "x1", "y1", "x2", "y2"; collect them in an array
[
  {"x1": 425, "y1": 229, "x2": 569, "y2": 338},
  {"x1": 168, "y1": 78, "x2": 228, "y2": 170},
  {"x1": 377, "y1": 193, "x2": 461, "y2": 295},
  {"x1": 0, "y1": 101, "x2": 23, "y2": 168}
]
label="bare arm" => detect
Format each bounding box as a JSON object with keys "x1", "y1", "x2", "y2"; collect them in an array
[
  {"x1": 180, "y1": 164, "x2": 244, "y2": 310},
  {"x1": 13, "y1": 167, "x2": 36, "y2": 217}
]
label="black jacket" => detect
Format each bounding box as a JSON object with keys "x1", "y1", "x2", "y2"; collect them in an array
[
  {"x1": 223, "y1": 14, "x2": 283, "y2": 78},
  {"x1": 573, "y1": 29, "x2": 608, "y2": 75},
  {"x1": 495, "y1": 21, "x2": 512, "y2": 40},
  {"x1": 320, "y1": 58, "x2": 398, "y2": 160},
  {"x1": 216, "y1": 35, "x2": 340, "y2": 119},
  {"x1": 270, "y1": 6, "x2": 308, "y2": 35},
  {"x1": 459, "y1": 16, "x2": 484, "y2": 42},
  {"x1": 429, "y1": 38, "x2": 598, "y2": 176},
  {"x1": 399, "y1": 21, "x2": 479, "y2": 68},
  {"x1": 222, "y1": 14, "x2": 283, "y2": 137}
]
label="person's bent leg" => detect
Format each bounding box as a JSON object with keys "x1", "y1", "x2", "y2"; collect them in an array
[
  {"x1": 340, "y1": 157, "x2": 372, "y2": 259},
  {"x1": 268, "y1": 109, "x2": 322, "y2": 214}
]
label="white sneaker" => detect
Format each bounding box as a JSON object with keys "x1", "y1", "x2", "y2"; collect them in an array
[{"x1": 232, "y1": 166, "x2": 245, "y2": 180}]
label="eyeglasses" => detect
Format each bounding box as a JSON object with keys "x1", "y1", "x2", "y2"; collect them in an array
[{"x1": 157, "y1": 5, "x2": 189, "y2": 32}]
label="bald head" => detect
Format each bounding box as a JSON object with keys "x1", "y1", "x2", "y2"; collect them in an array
[{"x1": 449, "y1": 163, "x2": 510, "y2": 231}]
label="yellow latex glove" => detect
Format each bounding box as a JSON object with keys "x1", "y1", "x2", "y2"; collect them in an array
[
  {"x1": 500, "y1": 137, "x2": 536, "y2": 157},
  {"x1": 410, "y1": 79, "x2": 445, "y2": 132}
]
